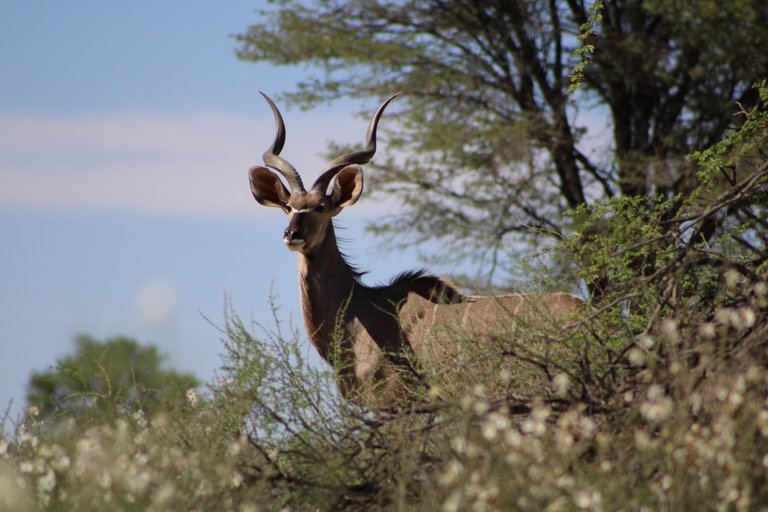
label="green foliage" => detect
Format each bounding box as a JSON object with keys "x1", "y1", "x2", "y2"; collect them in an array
[
  {"x1": 2, "y1": 82, "x2": 767, "y2": 512},
  {"x1": 25, "y1": 335, "x2": 199, "y2": 425},
  {"x1": 567, "y1": 0, "x2": 604, "y2": 95},
  {"x1": 3, "y1": 269, "x2": 768, "y2": 511},
  {"x1": 691, "y1": 79, "x2": 768, "y2": 193},
  {"x1": 237, "y1": 0, "x2": 768, "y2": 287}
]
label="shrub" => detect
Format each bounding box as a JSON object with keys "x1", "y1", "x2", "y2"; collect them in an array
[{"x1": 2, "y1": 83, "x2": 767, "y2": 511}]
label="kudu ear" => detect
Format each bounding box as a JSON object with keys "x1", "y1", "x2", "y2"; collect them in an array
[
  {"x1": 330, "y1": 165, "x2": 364, "y2": 214},
  {"x1": 249, "y1": 166, "x2": 291, "y2": 211}
]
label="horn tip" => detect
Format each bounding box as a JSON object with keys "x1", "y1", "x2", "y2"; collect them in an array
[{"x1": 259, "y1": 91, "x2": 277, "y2": 107}]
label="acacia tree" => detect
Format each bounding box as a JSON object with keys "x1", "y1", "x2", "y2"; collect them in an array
[
  {"x1": 237, "y1": 0, "x2": 768, "y2": 290},
  {"x1": 26, "y1": 335, "x2": 200, "y2": 422}
]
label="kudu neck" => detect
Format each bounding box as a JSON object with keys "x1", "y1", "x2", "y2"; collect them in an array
[
  {"x1": 299, "y1": 224, "x2": 358, "y2": 282},
  {"x1": 297, "y1": 222, "x2": 360, "y2": 361}
]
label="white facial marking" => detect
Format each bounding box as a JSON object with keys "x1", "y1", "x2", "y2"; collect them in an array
[
  {"x1": 284, "y1": 240, "x2": 305, "y2": 251},
  {"x1": 289, "y1": 206, "x2": 314, "y2": 214}
]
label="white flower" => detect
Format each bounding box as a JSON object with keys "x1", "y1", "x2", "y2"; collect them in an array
[
  {"x1": 439, "y1": 460, "x2": 464, "y2": 486},
  {"x1": 228, "y1": 435, "x2": 248, "y2": 457},
  {"x1": 427, "y1": 385, "x2": 443, "y2": 399},
  {"x1": 481, "y1": 413, "x2": 510, "y2": 441},
  {"x1": 660, "y1": 319, "x2": 680, "y2": 344},
  {"x1": 579, "y1": 416, "x2": 597, "y2": 438},
  {"x1": 521, "y1": 407, "x2": 550, "y2": 437},
  {"x1": 639, "y1": 385, "x2": 673, "y2": 423},
  {"x1": 574, "y1": 489, "x2": 602, "y2": 510},
  {"x1": 450, "y1": 436, "x2": 466, "y2": 454},
  {"x1": 738, "y1": 308, "x2": 756, "y2": 329},
  {"x1": 186, "y1": 388, "x2": 199, "y2": 407},
  {"x1": 637, "y1": 334, "x2": 655, "y2": 350},
  {"x1": 38, "y1": 468, "x2": 56, "y2": 493},
  {"x1": 133, "y1": 410, "x2": 147, "y2": 428},
  {"x1": 553, "y1": 373, "x2": 571, "y2": 397},
  {"x1": 471, "y1": 399, "x2": 490, "y2": 416},
  {"x1": 698, "y1": 322, "x2": 716, "y2": 339},
  {"x1": 51, "y1": 453, "x2": 70, "y2": 472},
  {"x1": 153, "y1": 482, "x2": 176, "y2": 506},
  {"x1": 217, "y1": 376, "x2": 234, "y2": 387},
  {"x1": 634, "y1": 430, "x2": 653, "y2": 450},
  {"x1": 443, "y1": 490, "x2": 463, "y2": 512},
  {"x1": 628, "y1": 348, "x2": 646, "y2": 367}
]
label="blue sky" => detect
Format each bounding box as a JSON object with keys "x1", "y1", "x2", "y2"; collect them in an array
[{"x1": 0, "y1": 1, "x2": 423, "y2": 426}]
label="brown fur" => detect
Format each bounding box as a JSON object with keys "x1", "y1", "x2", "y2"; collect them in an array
[
  {"x1": 293, "y1": 222, "x2": 584, "y2": 406},
  {"x1": 249, "y1": 94, "x2": 586, "y2": 406}
]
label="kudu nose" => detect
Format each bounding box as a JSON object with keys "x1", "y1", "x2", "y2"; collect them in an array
[{"x1": 284, "y1": 227, "x2": 303, "y2": 241}]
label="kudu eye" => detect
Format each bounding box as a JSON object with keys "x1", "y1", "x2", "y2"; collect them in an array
[{"x1": 314, "y1": 204, "x2": 326, "y2": 213}]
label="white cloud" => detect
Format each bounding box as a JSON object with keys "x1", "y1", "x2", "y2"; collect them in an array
[
  {"x1": 134, "y1": 278, "x2": 176, "y2": 328},
  {"x1": 0, "y1": 108, "x2": 381, "y2": 216}
]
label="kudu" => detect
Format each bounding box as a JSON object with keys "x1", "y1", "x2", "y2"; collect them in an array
[{"x1": 249, "y1": 93, "x2": 584, "y2": 406}]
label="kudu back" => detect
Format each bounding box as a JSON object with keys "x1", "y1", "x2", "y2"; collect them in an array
[{"x1": 249, "y1": 93, "x2": 584, "y2": 406}]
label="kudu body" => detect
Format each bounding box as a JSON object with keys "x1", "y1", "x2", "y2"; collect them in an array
[{"x1": 249, "y1": 93, "x2": 584, "y2": 406}]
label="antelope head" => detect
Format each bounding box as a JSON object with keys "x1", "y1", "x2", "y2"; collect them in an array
[{"x1": 249, "y1": 93, "x2": 399, "y2": 254}]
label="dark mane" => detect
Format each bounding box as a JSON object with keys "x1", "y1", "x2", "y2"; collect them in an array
[
  {"x1": 338, "y1": 247, "x2": 366, "y2": 279},
  {"x1": 387, "y1": 269, "x2": 465, "y2": 304},
  {"x1": 332, "y1": 224, "x2": 462, "y2": 302},
  {"x1": 333, "y1": 224, "x2": 366, "y2": 279}
]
